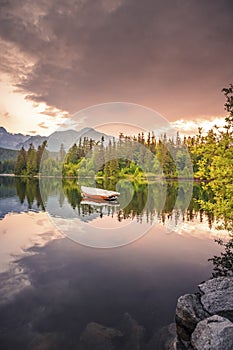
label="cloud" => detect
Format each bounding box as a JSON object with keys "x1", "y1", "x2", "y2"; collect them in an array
[
  {"x1": 39, "y1": 105, "x2": 70, "y2": 119},
  {"x1": 171, "y1": 116, "x2": 227, "y2": 137},
  {"x1": 3, "y1": 111, "x2": 10, "y2": 119},
  {"x1": 38, "y1": 121, "x2": 49, "y2": 129},
  {"x1": 0, "y1": 0, "x2": 233, "y2": 120}
]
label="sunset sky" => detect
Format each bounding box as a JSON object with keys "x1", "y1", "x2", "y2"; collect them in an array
[{"x1": 0, "y1": 0, "x2": 232, "y2": 137}]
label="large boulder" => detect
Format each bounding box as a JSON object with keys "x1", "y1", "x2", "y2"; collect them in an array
[
  {"x1": 191, "y1": 315, "x2": 233, "y2": 350},
  {"x1": 173, "y1": 277, "x2": 233, "y2": 350},
  {"x1": 198, "y1": 277, "x2": 233, "y2": 321},
  {"x1": 175, "y1": 293, "x2": 209, "y2": 341}
]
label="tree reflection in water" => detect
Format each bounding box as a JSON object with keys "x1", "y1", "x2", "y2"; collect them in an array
[{"x1": 0, "y1": 176, "x2": 218, "y2": 229}]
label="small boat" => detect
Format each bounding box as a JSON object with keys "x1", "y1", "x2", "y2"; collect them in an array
[{"x1": 81, "y1": 186, "x2": 120, "y2": 201}]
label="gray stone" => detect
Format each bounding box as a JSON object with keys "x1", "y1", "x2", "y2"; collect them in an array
[
  {"x1": 175, "y1": 293, "x2": 209, "y2": 341},
  {"x1": 175, "y1": 338, "x2": 194, "y2": 350},
  {"x1": 198, "y1": 277, "x2": 233, "y2": 321},
  {"x1": 80, "y1": 322, "x2": 123, "y2": 350},
  {"x1": 191, "y1": 315, "x2": 233, "y2": 350}
]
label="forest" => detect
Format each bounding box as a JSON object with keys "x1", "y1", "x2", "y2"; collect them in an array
[
  {"x1": 12, "y1": 85, "x2": 232, "y2": 218},
  {"x1": 4, "y1": 85, "x2": 233, "y2": 275},
  {"x1": 13, "y1": 86, "x2": 232, "y2": 182}
]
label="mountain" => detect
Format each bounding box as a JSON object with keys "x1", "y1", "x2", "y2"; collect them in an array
[
  {"x1": 47, "y1": 127, "x2": 111, "y2": 151},
  {"x1": 16, "y1": 135, "x2": 48, "y2": 151},
  {"x1": 0, "y1": 127, "x2": 30, "y2": 150},
  {"x1": 0, "y1": 126, "x2": 113, "y2": 153}
]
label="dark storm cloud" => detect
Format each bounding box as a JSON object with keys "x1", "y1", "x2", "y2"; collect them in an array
[{"x1": 0, "y1": 0, "x2": 233, "y2": 119}]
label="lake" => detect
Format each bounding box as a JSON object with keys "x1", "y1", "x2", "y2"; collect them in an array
[{"x1": 0, "y1": 176, "x2": 227, "y2": 349}]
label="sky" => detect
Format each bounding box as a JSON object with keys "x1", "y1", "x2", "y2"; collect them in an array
[{"x1": 0, "y1": 0, "x2": 232, "y2": 137}]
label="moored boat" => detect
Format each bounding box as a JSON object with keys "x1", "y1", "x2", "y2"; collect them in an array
[{"x1": 81, "y1": 186, "x2": 120, "y2": 201}]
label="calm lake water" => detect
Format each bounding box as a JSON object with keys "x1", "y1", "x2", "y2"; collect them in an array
[{"x1": 0, "y1": 176, "x2": 227, "y2": 349}]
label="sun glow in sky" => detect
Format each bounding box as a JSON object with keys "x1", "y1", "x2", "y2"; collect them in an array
[
  {"x1": 0, "y1": 75, "x2": 69, "y2": 136},
  {"x1": 0, "y1": 72, "x2": 228, "y2": 138}
]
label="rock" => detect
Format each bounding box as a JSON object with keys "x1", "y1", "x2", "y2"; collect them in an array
[
  {"x1": 80, "y1": 314, "x2": 144, "y2": 350},
  {"x1": 80, "y1": 322, "x2": 123, "y2": 350},
  {"x1": 146, "y1": 323, "x2": 177, "y2": 350},
  {"x1": 119, "y1": 312, "x2": 145, "y2": 350},
  {"x1": 175, "y1": 293, "x2": 209, "y2": 341},
  {"x1": 173, "y1": 277, "x2": 233, "y2": 350},
  {"x1": 175, "y1": 338, "x2": 194, "y2": 350},
  {"x1": 191, "y1": 315, "x2": 233, "y2": 350},
  {"x1": 198, "y1": 277, "x2": 233, "y2": 321}
]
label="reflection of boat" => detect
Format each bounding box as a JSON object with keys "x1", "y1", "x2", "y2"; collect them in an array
[
  {"x1": 81, "y1": 186, "x2": 120, "y2": 201},
  {"x1": 81, "y1": 198, "x2": 120, "y2": 207}
]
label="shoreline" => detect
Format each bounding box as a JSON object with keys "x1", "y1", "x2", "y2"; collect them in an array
[{"x1": 0, "y1": 173, "x2": 204, "y2": 182}]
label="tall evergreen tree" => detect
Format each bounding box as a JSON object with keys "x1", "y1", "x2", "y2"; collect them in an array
[
  {"x1": 14, "y1": 147, "x2": 27, "y2": 175},
  {"x1": 27, "y1": 144, "x2": 37, "y2": 176}
]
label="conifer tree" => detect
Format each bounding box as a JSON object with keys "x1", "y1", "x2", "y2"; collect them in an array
[
  {"x1": 14, "y1": 147, "x2": 27, "y2": 175},
  {"x1": 27, "y1": 144, "x2": 37, "y2": 176}
]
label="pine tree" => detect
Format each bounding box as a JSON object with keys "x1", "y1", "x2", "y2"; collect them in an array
[
  {"x1": 37, "y1": 140, "x2": 48, "y2": 172},
  {"x1": 59, "y1": 143, "x2": 66, "y2": 162},
  {"x1": 26, "y1": 144, "x2": 37, "y2": 176},
  {"x1": 14, "y1": 147, "x2": 27, "y2": 175},
  {"x1": 66, "y1": 143, "x2": 78, "y2": 164}
]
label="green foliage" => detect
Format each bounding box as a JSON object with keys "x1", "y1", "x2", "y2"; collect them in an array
[
  {"x1": 199, "y1": 84, "x2": 233, "y2": 278},
  {"x1": 62, "y1": 130, "x2": 193, "y2": 180},
  {"x1": 0, "y1": 159, "x2": 15, "y2": 173},
  {"x1": 209, "y1": 237, "x2": 233, "y2": 277},
  {"x1": 26, "y1": 144, "x2": 37, "y2": 176},
  {"x1": 14, "y1": 141, "x2": 48, "y2": 176},
  {"x1": 14, "y1": 147, "x2": 27, "y2": 175},
  {"x1": 41, "y1": 158, "x2": 63, "y2": 176}
]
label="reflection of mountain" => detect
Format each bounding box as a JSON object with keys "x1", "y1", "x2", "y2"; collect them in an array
[{"x1": 0, "y1": 126, "x2": 112, "y2": 152}]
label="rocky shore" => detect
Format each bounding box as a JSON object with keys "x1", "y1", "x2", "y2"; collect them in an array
[
  {"x1": 175, "y1": 277, "x2": 233, "y2": 350},
  {"x1": 78, "y1": 277, "x2": 233, "y2": 350}
]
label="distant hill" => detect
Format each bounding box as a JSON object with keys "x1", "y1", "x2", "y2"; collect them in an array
[
  {"x1": 0, "y1": 126, "x2": 113, "y2": 153},
  {"x1": 0, "y1": 147, "x2": 18, "y2": 162}
]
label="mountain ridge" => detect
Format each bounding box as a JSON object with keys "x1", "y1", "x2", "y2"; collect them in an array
[{"x1": 0, "y1": 127, "x2": 113, "y2": 152}]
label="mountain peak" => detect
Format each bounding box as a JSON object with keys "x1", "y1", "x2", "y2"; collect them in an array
[
  {"x1": 0, "y1": 126, "x2": 113, "y2": 151},
  {"x1": 0, "y1": 127, "x2": 7, "y2": 134}
]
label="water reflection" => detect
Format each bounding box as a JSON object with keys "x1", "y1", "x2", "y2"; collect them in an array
[
  {"x1": 0, "y1": 176, "x2": 220, "y2": 248},
  {"x1": 0, "y1": 212, "x2": 224, "y2": 350},
  {"x1": 0, "y1": 176, "x2": 228, "y2": 349},
  {"x1": 0, "y1": 176, "x2": 214, "y2": 228}
]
